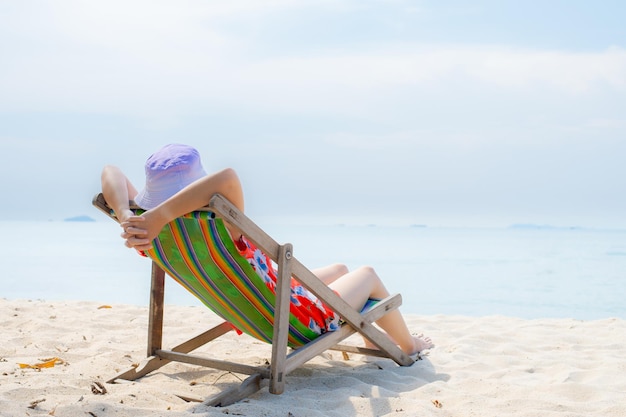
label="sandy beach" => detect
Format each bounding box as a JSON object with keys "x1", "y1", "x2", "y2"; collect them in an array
[{"x1": 1, "y1": 298, "x2": 624, "y2": 417}]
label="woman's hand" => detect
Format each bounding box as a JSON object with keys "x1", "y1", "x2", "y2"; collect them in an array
[
  {"x1": 120, "y1": 215, "x2": 150, "y2": 250},
  {"x1": 120, "y1": 210, "x2": 168, "y2": 251}
]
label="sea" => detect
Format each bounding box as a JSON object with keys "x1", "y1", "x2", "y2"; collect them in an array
[{"x1": 2, "y1": 220, "x2": 625, "y2": 321}]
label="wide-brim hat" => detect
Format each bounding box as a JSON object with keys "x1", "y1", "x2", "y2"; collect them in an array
[{"x1": 134, "y1": 144, "x2": 207, "y2": 209}]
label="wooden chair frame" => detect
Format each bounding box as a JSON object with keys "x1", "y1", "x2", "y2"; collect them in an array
[{"x1": 93, "y1": 193, "x2": 414, "y2": 406}]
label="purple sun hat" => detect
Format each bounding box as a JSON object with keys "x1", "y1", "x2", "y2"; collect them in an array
[{"x1": 134, "y1": 144, "x2": 207, "y2": 209}]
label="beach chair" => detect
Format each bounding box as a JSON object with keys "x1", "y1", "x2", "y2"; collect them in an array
[{"x1": 92, "y1": 193, "x2": 414, "y2": 406}]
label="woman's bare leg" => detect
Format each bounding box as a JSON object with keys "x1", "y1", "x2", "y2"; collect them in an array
[
  {"x1": 311, "y1": 263, "x2": 349, "y2": 285},
  {"x1": 328, "y1": 266, "x2": 433, "y2": 355}
]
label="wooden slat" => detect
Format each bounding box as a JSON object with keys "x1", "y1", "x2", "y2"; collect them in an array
[
  {"x1": 328, "y1": 345, "x2": 393, "y2": 357},
  {"x1": 155, "y1": 350, "x2": 270, "y2": 378},
  {"x1": 169, "y1": 321, "x2": 233, "y2": 353}
]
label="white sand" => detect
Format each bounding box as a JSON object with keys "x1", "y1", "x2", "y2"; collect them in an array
[{"x1": 1, "y1": 298, "x2": 624, "y2": 417}]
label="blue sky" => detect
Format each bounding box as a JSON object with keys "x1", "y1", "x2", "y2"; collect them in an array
[{"x1": 1, "y1": 1, "x2": 625, "y2": 227}]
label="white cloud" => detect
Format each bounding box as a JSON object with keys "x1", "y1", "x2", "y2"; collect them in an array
[
  {"x1": 4, "y1": 41, "x2": 624, "y2": 119},
  {"x1": 468, "y1": 46, "x2": 626, "y2": 93},
  {"x1": 234, "y1": 44, "x2": 626, "y2": 93},
  {"x1": 2, "y1": 0, "x2": 625, "y2": 122}
]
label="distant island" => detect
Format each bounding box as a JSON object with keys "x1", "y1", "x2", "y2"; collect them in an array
[{"x1": 64, "y1": 215, "x2": 96, "y2": 222}]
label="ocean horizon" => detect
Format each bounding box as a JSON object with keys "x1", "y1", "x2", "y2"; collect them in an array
[{"x1": 2, "y1": 220, "x2": 625, "y2": 321}]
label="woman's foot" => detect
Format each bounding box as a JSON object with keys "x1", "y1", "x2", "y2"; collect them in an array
[
  {"x1": 410, "y1": 333, "x2": 434, "y2": 355},
  {"x1": 363, "y1": 333, "x2": 434, "y2": 355}
]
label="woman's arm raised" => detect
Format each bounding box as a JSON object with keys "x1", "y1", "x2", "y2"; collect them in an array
[{"x1": 122, "y1": 168, "x2": 244, "y2": 250}]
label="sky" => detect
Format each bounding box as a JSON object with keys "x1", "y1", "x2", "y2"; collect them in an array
[{"x1": 1, "y1": 0, "x2": 625, "y2": 227}]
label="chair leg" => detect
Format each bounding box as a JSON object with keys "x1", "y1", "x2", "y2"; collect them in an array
[
  {"x1": 148, "y1": 262, "x2": 165, "y2": 356},
  {"x1": 203, "y1": 373, "x2": 263, "y2": 407},
  {"x1": 107, "y1": 356, "x2": 167, "y2": 383},
  {"x1": 109, "y1": 262, "x2": 166, "y2": 384},
  {"x1": 269, "y1": 243, "x2": 293, "y2": 394}
]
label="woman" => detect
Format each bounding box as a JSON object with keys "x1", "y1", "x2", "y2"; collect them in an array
[{"x1": 101, "y1": 143, "x2": 433, "y2": 355}]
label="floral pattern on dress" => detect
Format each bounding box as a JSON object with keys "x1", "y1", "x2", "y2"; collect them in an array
[
  {"x1": 252, "y1": 248, "x2": 275, "y2": 290},
  {"x1": 235, "y1": 236, "x2": 340, "y2": 335}
]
